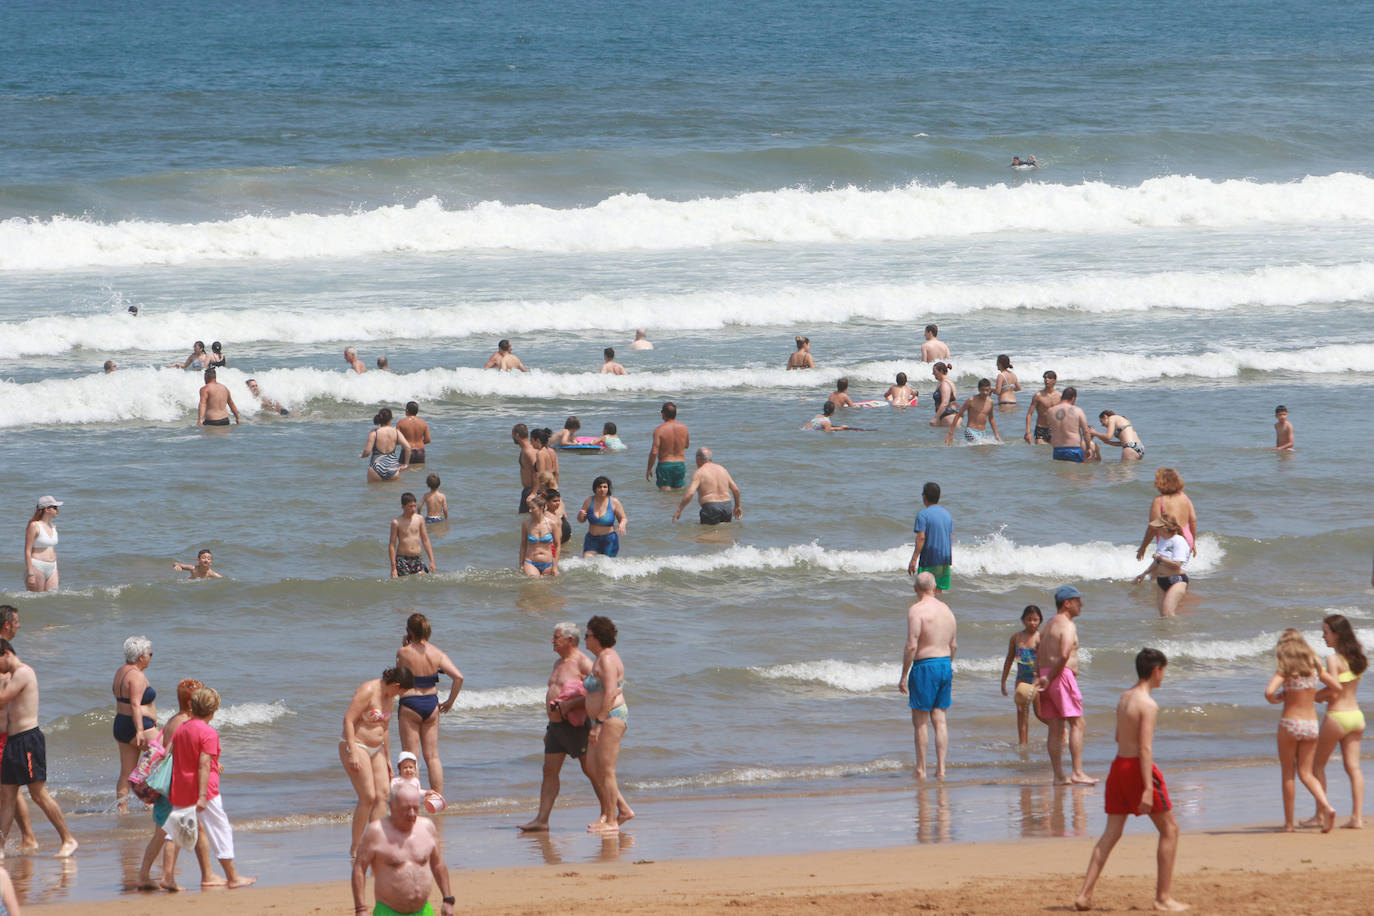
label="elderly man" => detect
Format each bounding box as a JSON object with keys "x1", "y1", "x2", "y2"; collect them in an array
[
  {"x1": 672, "y1": 448, "x2": 742, "y2": 525},
  {"x1": 0, "y1": 638, "x2": 77, "y2": 857},
  {"x1": 344, "y1": 346, "x2": 368, "y2": 374},
  {"x1": 518, "y1": 622, "x2": 595, "y2": 832},
  {"x1": 897, "y1": 573, "x2": 958, "y2": 779},
  {"x1": 352, "y1": 782, "x2": 454, "y2": 916},
  {"x1": 1036, "y1": 585, "x2": 1098, "y2": 785}
]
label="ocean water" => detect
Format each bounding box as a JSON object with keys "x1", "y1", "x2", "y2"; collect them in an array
[{"x1": 3, "y1": 0, "x2": 1374, "y2": 902}]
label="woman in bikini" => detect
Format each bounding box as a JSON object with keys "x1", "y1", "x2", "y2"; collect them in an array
[
  {"x1": 1309, "y1": 614, "x2": 1366, "y2": 828},
  {"x1": 928, "y1": 362, "x2": 959, "y2": 427},
  {"x1": 339, "y1": 665, "x2": 413, "y2": 856},
  {"x1": 24, "y1": 495, "x2": 62, "y2": 592},
  {"x1": 112, "y1": 636, "x2": 158, "y2": 812},
  {"x1": 1090, "y1": 409, "x2": 1145, "y2": 461},
  {"x1": 396, "y1": 614, "x2": 463, "y2": 795},
  {"x1": 359, "y1": 407, "x2": 412, "y2": 482},
  {"x1": 1264, "y1": 629, "x2": 1341, "y2": 832},
  {"x1": 169, "y1": 340, "x2": 208, "y2": 369},
  {"x1": 582, "y1": 615, "x2": 633, "y2": 833},
  {"x1": 786, "y1": 336, "x2": 814, "y2": 369},
  {"x1": 993, "y1": 354, "x2": 1020, "y2": 407},
  {"x1": 519, "y1": 495, "x2": 559, "y2": 577},
  {"x1": 578, "y1": 476, "x2": 627, "y2": 557}
]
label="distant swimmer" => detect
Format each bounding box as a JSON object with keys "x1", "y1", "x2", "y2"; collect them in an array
[
  {"x1": 804, "y1": 401, "x2": 856, "y2": 431},
  {"x1": 883, "y1": 372, "x2": 917, "y2": 408},
  {"x1": 207, "y1": 341, "x2": 226, "y2": 369},
  {"x1": 197, "y1": 368, "x2": 240, "y2": 427},
  {"x1": 827, "y1": 378, "x2": 855, "y2": 410},
  {"x1": 786, "y1": 336, "x2": 815, "y2": 370},
  {"x1": 245, "y1": 379, "x2": 288, "y2": 415},
  {"x1": 629, "y1": 328, "x2": 653, "y2": 351},
  {"x1": 993, "y1": 355, "x2": 1020, "y2": 406},
  {"x1": 343, "y1": 346, "x2": 367, "y2": 374},
  {"x1": 929, "y1": 362, "x2": 958, "y2": 427},
  {"x1": 127, "y1": 305, "x2": 139, "y2": 316},
  {"x1": 920, "y1": 324, "x2": 950, "y2": 362},
  {"x1": 397, "y1": 401, "x2": 431, "y2": 465},
  {"x1": 172, "y1": 549, "x2": 222, "y2": 580},
  {"x1": 945, "y1": 378, "x2": 1000, "y2": 445},
  {"x1": 376, "y1": 356, "x2": 389, "y2": 371},
  {"x1": 1091, "y1": 409, "x2": 1144, "y2": 460},
  {"x1": 672, "y1": 448, "x2": 742, "y2": 525},
  {"x1": 600, "y1": 347, "x2": 627, "y2": 375},
  {"x1": 103, "y1": 360, "x2": 117, "y2": 373},
  {"x1": 169, "y1": 340, "x2": 208, "y2": 369},
  {"x1": 897, "y1": 572, "x2": 958, "y2": 779},
  {"x1": 389, "y1": 492, "x2": 437, "y2": 577},
  {"x1": 484, "y1": 339, "x2": 529, "y2": 372},
  {"x1": 1024, "y1": 370, "x2": 1061, "y2": 444},
  {"x1": 1047, "y1": 386, "x2": 1097, "y2": 462},
  {"x1": 646, "y1": 402, "x2": 689, "y2": 489},
  {"x1": 1011, "y1": 155, "x2": 1038, "y2": 169},
  {"x1": 1272, "y1": 405, "x2": 1294, "y2": 451}
]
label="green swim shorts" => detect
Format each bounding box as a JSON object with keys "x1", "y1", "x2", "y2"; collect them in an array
[
  {"x1": 374, "y1": 900, "x2": 436, "y2": 916},
  {"x1": 655, "y1": 460, "x2": 686, "y2": 488},
  {"x1": 918, "y1": 565, "x2": 951, "y2": 590}
]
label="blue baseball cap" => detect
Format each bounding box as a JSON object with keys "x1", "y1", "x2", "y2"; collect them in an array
[{"x1": 1053, "y1": 585, "x2": 1082, "y2": 604}]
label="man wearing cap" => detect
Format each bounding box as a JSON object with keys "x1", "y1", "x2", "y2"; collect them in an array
[
  {"x1": 196, "y1": 368, "x2": 240, "y2": 427},
  {"x1": 897, "y1": 572, "x2": 958, "y2": 779},
  {"x1": 1036, "y1": 586, "x2": 1097, "y2": 785},
  {"x1": 352, "y1": 781, "x2": 454, "y2": 916}
]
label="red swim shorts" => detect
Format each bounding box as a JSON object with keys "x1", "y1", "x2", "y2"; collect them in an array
[{"x1": 1104, "y1": 755, "x2": 1171, "y2": 816}]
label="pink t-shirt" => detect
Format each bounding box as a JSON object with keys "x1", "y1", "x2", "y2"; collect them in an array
[{"x1": 169, "y1": 718, "x2": 221, "y2": 806}]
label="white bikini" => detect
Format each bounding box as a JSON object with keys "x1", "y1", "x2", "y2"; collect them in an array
[{"x1": 29, "y1": 523, "x2": 58, "y2": 580}]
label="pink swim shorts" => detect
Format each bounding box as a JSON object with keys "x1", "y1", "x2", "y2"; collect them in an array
[{"x1": 1038, "y1": 667, "x2": 1084, "y2": 719}]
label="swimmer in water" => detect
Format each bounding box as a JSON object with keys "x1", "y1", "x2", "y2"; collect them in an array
[
  {"x1": 172, "y1": 549, "x2": 222, "y2": 580},
  {"x1": 827, "y1": 378, "x2": 855, "y2": 410},
  {"x1": 1272, "y1": 405, "x2": 1294, "y2": 451},
  {"x1": 1024, "y1": 370, "x2": 1061, "y2": 445},
  {"x1": 884, "y1": 372, "x2": 917, "y2": 408},
  {"x1": 786, "y1": 336, "x2": 815, "y2": 370},
  {"x1": 551, "y1": 417, "x2": 581, "y2": 447},
  {"x1": 245, "y1": 379, "x2": 288, "y2": 415},
  {"x1": 921, "y1": 325, "x2": 950, "y2": 362},
  {"x1": 804, "y1": 401, "x2": 855, "y2": 431},
  {"x1": 600, "y1": 348, "x2": 627, "y2": 375},
  {"x1": 929, "y1": 363, "x2": 958, "y2": 427},
  {"x1": 993, "y1": 355, "x2": 1020, "y2": 407},
  {"x1": 945, "y1": 378, "x2": 1000, "y2": 445},
  {"x1": 421, "y1": 474, "x2": 447, "y2": 524},
  {"x1": 1090, "y1": 409, "x2": 1145, "y2": 461}
]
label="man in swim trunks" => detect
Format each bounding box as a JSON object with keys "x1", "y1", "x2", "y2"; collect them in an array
[
  {"x1": 397, "y1": 402, "x2": 431, "y2": 465},
  {"x1": 1023, "y1": 370, "x2": 1060, "y2": 445},
  {"x1": 1035, "y1": 585, "x2": 1097, "y2": 786},
  {"x1": 0, "y1": 638, "x2": 78, "y2": 857},
  {"x1": 920, "y1": 324, "x2": 950, "y2": 362},
  {"x1": 484, "y1": 339, "x2": 529, "y2": 372},
  {"x1": 897, "y1": 572, "x2": 958, "y2": 779},
  {"x1": 907, "y1": 482, "x2": 953, "y2": 592},
  {"x1": 673, "y1": 448, "x2": 742, "y2": 525},
  {"x1": 0, "y1": 608, "x2": 36, "y2": 851},
  {"x1": 1048, "y1": 386, "x2": 1098, "y2": 462},
  {"x1": 352, "y1": 781, "x2": 454, "y2": 916},
  {"x1": 389, "y1": 493, "x2": 437, "y2": 578},
  {"x1": 944, "y1": 378, "x2": 1000, "y2": 445},
  {"x1": 196, "y1": 368, "x2": 240, "y2": 427},
  {"x1": 512, "y1": 424, "x2": 537, "y2": 513},
  {"x1": 518, "y1": 622, "x2": 596, "y2": 832},
  {"x1": 647, "y1": 401, "x2": 689, "y2": 489},
  {"x1": 600, "y1": 347, "x2": 627, "y2": 375},
  {"x1": 344, "y1": 346, "x2": 368, "y2": 374},
  {"x1": 1075, "y1": 648, "x2": 1187, "y2": 913}
]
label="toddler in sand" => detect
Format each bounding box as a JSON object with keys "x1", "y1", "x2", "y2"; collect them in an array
[{"x1": 172, "y1": 549, "x2": 222, "y2": 579}]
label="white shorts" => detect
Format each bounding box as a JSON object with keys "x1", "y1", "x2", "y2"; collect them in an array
[{"x1": 197, "y1": 794, "x2": 235, "y2": 860}]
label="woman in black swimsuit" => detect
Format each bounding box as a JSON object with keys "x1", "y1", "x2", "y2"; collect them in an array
[{"x1": 112, "y1": 636, "x2": 158, "y2": 812}]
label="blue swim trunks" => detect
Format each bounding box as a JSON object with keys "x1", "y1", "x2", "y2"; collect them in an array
[
  {"x1": 582, "y1": 531, "x2": 620, "y2": 557},
  {"x1": 1052, "y1": 446, "x2": 1084, "y2": 463},
  {"x1": 907, "y1": 656, "x2": 953, "y2": 711}
]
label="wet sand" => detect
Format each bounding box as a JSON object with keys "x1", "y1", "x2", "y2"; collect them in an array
[{"x1": 28, "y1": 825, "x2": 1374, "y2": 915}]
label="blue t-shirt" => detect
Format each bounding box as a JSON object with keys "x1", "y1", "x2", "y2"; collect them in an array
[{"x1": 914, "y1": 504, "x2": 953, "y2": 567}]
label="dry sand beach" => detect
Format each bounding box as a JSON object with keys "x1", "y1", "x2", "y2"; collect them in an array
[{"x1": 28, "y1": 827, "x2": 1374, "y2": 915}]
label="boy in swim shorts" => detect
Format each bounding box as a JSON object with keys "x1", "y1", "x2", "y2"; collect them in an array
[
  {"x1": 172, "y1": 549, "x2": 223, "y2": 579},
  {"x1": 421, "y1": 474, "x2": 447, "y2": 524},
  {"x1": 1074, "y1": 648, "x2": 1186, "y2": 913}
]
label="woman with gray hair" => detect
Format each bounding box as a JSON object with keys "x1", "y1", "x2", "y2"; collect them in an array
[{"x1": 112, "y1": 635, "x2": 158, "y2": 812}]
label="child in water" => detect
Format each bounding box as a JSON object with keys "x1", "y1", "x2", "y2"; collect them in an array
[
  {"x1": 172, "y1": 549, "x2": 222, "y2": 579},
  {"x1": 421, "y1": 474, "x2": 447, "y2": 524},
  {"x1": 598, "y1": 422, "x2": 627, "y2": 451},
  {"x1": 1000, "y1": 605, "x2": 1042, "y2": 745},
  {"x1": 1272, "y1": 405, "x2": 1294, "y2": 451},
  {"x1": 551, "y1": 416, "x2": 581, "y2": 447}
]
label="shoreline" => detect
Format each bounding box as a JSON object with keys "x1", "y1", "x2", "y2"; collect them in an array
[{"x1": 28, "y1": 825, "x2": 1374, "y2": 915}]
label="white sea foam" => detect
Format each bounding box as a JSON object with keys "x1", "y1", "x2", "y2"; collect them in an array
[
  {"x1": 630, "y1": 758, "x2": 910, "y2": 790},
  {"x1": 4, "y1": 173, "x2": 1374, "y2": 270},
  {"x1": 752, "y1": 657, "x2": 1004, "y2": 693},
  {"x1": 1155, "y1": 625, "x2": 1374, "y2": 663},
  {"x1": 212, "y1": 700, "x2": 294, "y2": 729},
  {"x1": 6, "y1": 261, "x2": 1374, "y2": 359},
  {"x1": 452, "y1": 685, "x2": 544, "y2": 712}
]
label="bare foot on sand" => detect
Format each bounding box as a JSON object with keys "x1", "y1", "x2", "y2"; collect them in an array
[
  {"x1": 1342, "y1": 817, "x2": 1364, "y2": 829},
  {"x1": 1299, "y1": 813, "x2": 1323, "y2": 828},
  {"x1": 201, "y1": 875, "x2": 228, "y2": 888},
  {"x1": 617, "y1": 804, "x2": 635, "y2": 825},
  {"x1": 227, "y1": 876, "x2": 257, "y2": 888},
  {"x1": 1073, "y1": 893, "x2": 1092, "y2": 911},
  {"x1": 588, "y1": 822, "x2": 620, "y2": 835},
  {"x1": 1322, "y1": 806, "x2": 1337, "y2": 834},
  {"x1": 1279, "y1": 824, "x2": 1296, "y2": 833},
  {"x1": 56, "y1": 839, "x2": 78, "y2": 858},
  {"x1": 161, "y1": 880, "x2": 184, "y2": 892},
  {"x1": 517, "y1": 820, "x2": 550, "y2": 832},
  {"x1": 19, "y1": 838, "x2": 40, "y2": 852},
  {"x1": 1154, "y1": 897, "x2": 1190, "y2": 911},
  {"x1": 1068, "y1": 773, "x2": 1099, "y2": 785},
  {"x1": 135, "y1": 877, "x2": 159, "y2": 891}
]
